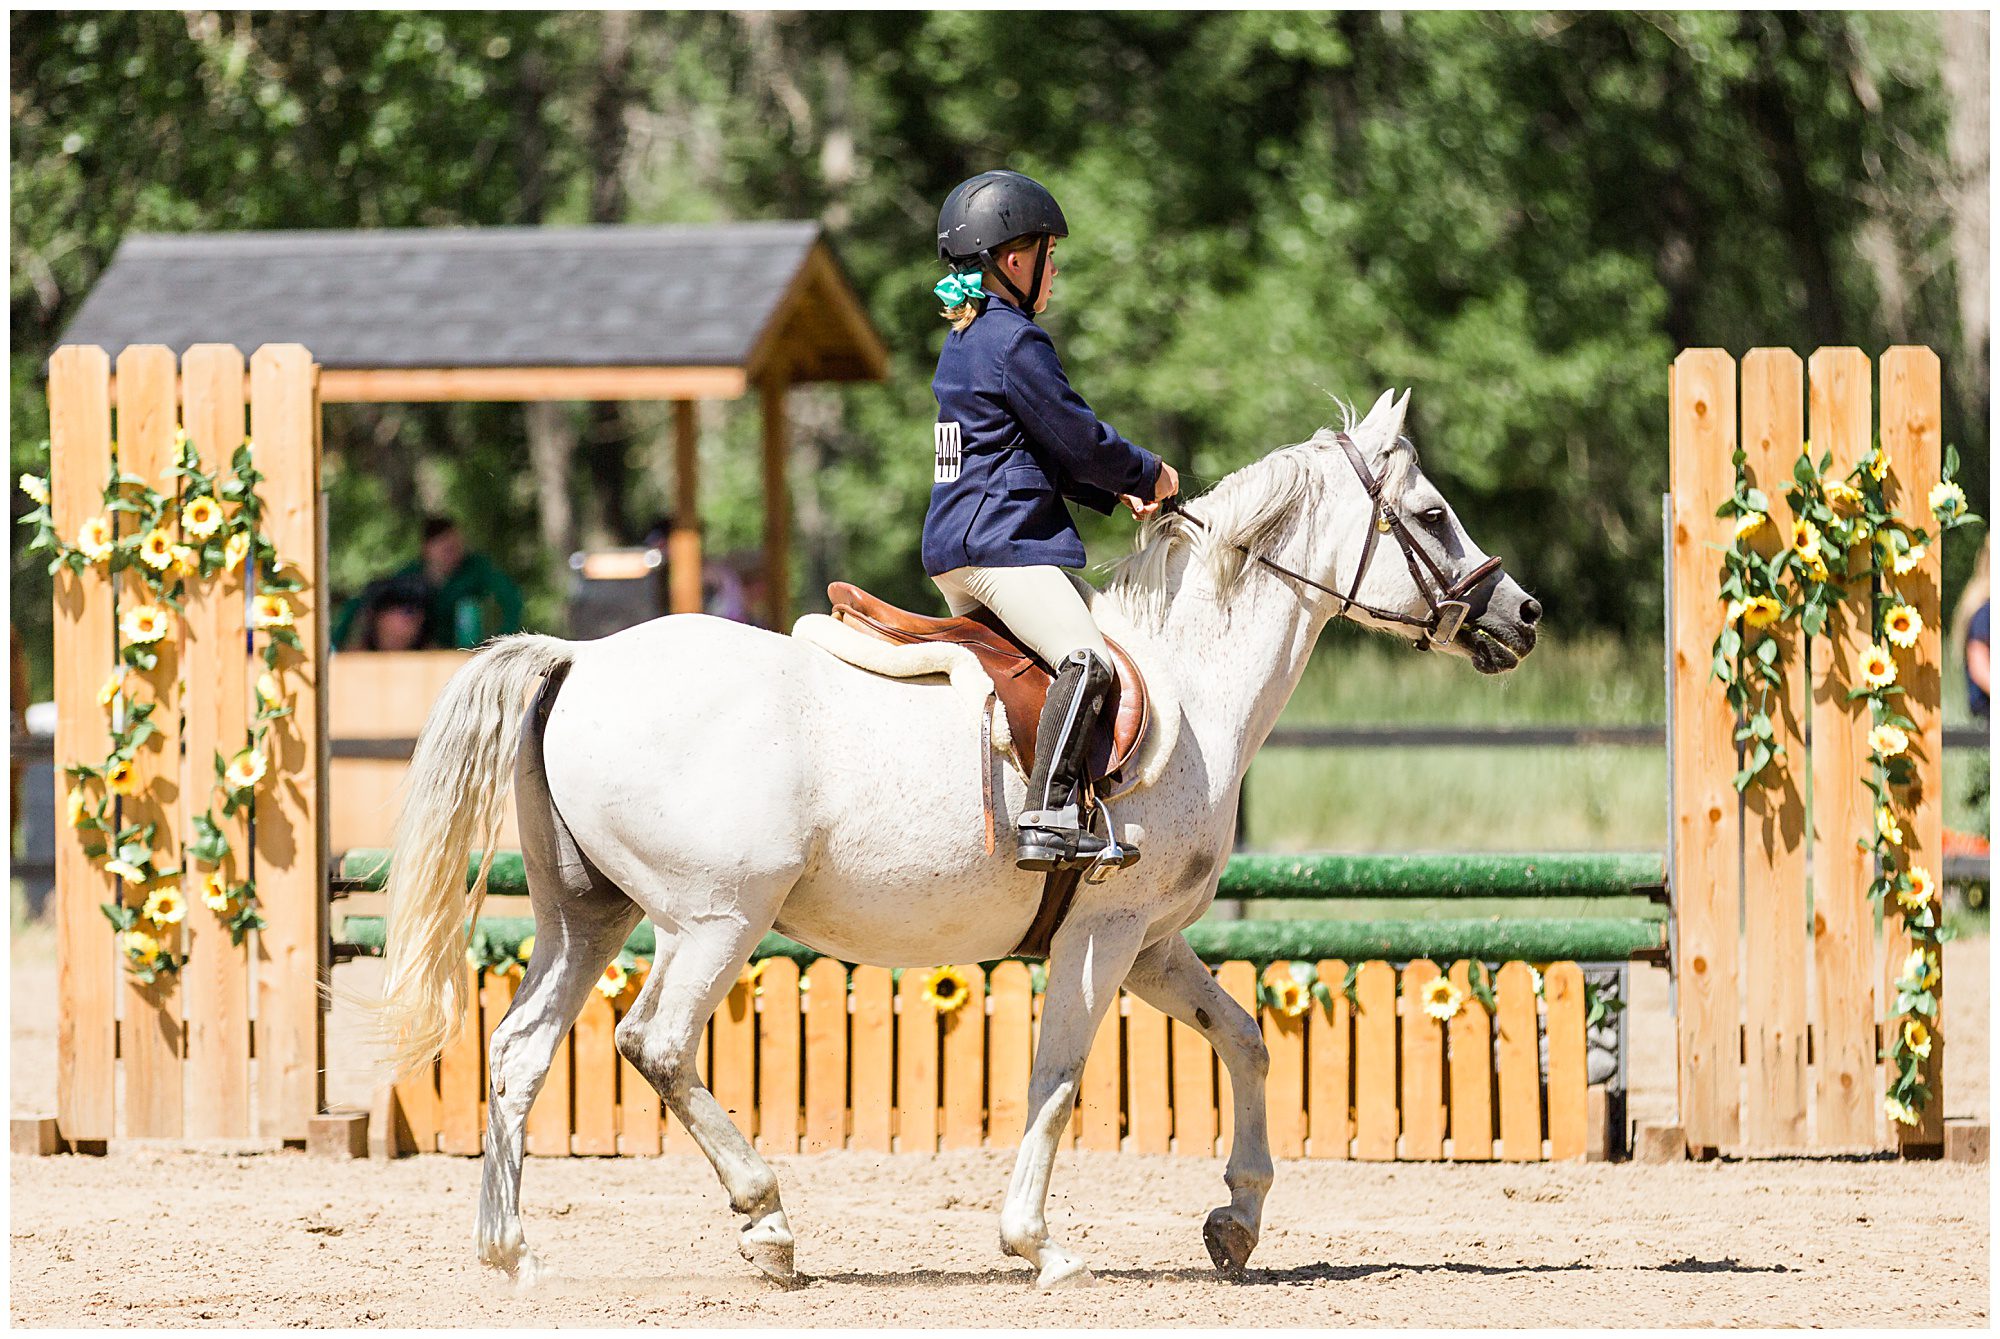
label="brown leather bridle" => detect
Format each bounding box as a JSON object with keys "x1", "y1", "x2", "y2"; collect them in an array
[{"x1": 1163, "y1": 430, "x2": 1504, "y2": 649}]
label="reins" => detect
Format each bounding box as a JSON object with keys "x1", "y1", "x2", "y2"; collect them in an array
[{"x1": 1159, "y1": 431, "x2": 1503, "y2": 649}]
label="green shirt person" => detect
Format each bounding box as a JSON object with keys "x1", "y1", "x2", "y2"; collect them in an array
[{"x1": 333, "y1": 517, "x2": 524, "y2": 651}]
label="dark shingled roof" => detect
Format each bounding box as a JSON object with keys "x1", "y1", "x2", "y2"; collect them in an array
[{"x1": 59, "y1": 221, "x2": 876, "y2": 375}]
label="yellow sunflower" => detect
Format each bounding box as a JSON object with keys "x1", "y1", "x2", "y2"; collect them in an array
[
  {"x1": 19, "y1": 473, "x2": 49, "y2": 505},
  {"x1": 1858, "y1": 644, "x2": 1897, "y2": 690},
  {"x1": 119, "y1": 603, "x2": 171, "y2": 645},
  {"x1": 66, "y1": 787, "x2": 88, "y2": 828},
  {"x1": 1823, "y1": 480, "x2": 1863, "y2": 514},
  {"x1": 1883, "y1": 605, "x2": 1922, "y2": 649},
  {"x1": 1883, "y1": 1094, "x2": 1918, "y2": 1126},
  {"x1": 1929, "y1": 480, "x2": 1966, "y2": 519},
  {"x1": 1867, "y1": 723, "x2": 1909, "y2": 758},
  {"x1": 1898, "y1": 865, "x2": 1936, "y2": 913},
  {"x1": 104, "y1": 857, "x2": 146, "y2": 884},
  {"x1": 251, "y1": 594, "x2": 293, "y2": 629},
  {"x1": 104, "y1": 757, "x2": 138, "y2": 796},
  {"x1": 255, "y1": 671, "x2": 283, "y2": 707},
  {"x1": 1742, "y1": 595, "x2": 1783, "y2": 629},
  {"x1": 1865, "y1": 448, "x2": 1890, "y2": 481},
  {"x1": 97, "y1": 669, "x2": 127, "y2": 707},
  {"x1": 181, "y1": 495, "x2": 223, "y2": 539},
  {"x1": 143, "y1": 885, "x2": 186, "y2": 926},
  {"x1": 1791, "y1": 519, "x2": 1822, "y2": 558},
  {"x1": 596, "y1": 961, "x2": 629, "y2": 999},
  {"x1": 138, "y1": 528, "x2": 175, "y2": 570},
  {"x1": 1876, "y1": 805, "x2": 1904, "y2": 847},
  {"x1": 1900, "y1": 948, "x2": 1940, "y2": 991},
  {"x1": 121, "y1": 929, "x2": 161, "y2": 964},
  {"x1": 1892, "y1": 543, "x2": 1927, "y2": 576},
  {"x1": 76, "y1": 515, "x2": 115, "y2": 563},
  {"x1": 223, "y1": 749, "x2": 268, "y2": 793},
  {"x1": 1732, "y1": 511, "x2": 1767, "y2": 542},
  {"x1": 1800, "y1": 550, "x2": 1830, "y2": 583},
  {"x1": 1267, "y1": 977, "x2": 1309, "y2": 1018},
  {"x1": 922, "y1": 964, "x2": 973, "y2": 1014},
  {"x1": 200, "y1": 870, "x2": 231, "y2": 912},
  {"x1": 170, "y1": 544, "x2": 198, "y2": 576},
  {"x1": 223, "y1": 531, "x2": 251, "y2": 571},
  {"x1": 1902, "y1": 1018, "x2": 1932, "y2": 1059},
  {"x1": 1420, "y1": 976, "x2": 1463, "y2": 1022}
]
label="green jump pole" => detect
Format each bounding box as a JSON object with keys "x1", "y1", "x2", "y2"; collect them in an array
[
  {"x1": 335, "y1": 848, "x2": 1669, "y2": 901},
  {"x1": 334, "y1": 911, "x2": 1666, "y2": 967}
]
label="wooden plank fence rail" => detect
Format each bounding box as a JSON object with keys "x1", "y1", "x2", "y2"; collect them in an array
[
  {"x1": 389, "y1": 956, "x2": 1595, "y2": 1162},
  {"x1": 1668, "y1": 346, "x2": 1948, "y2": 1157},
  {"x1": 47, "y1": 344, "x2": 325, "y2": 1147}
]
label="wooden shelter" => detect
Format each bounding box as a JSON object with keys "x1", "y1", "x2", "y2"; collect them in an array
[{"x1": 60, "y1": 222, "x2": 889, "y2": 627}]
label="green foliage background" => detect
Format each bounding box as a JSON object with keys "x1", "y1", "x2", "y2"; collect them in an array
[{"x1": 11, "y1": 12, "x2": 1989, "y2": 697}]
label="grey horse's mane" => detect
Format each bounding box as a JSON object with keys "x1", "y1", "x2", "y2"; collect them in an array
[{"x1": 1102, "y1": 398, "x2": 1418, "y2": 624}]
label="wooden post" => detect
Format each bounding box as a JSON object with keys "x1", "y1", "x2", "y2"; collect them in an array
[
  {"x1": 180, "y1": 344, "x2": 250, "y2": 1139},
  {"x1": 1880, "y1": 345, "x2": 1946, "y2": 1152},
  {"x1": 50, "y1": 345, "x2": 119, "y2": 1144},
  {"x1": 760, "y1": 374, "x2": 790, "y2": 630},
  {"x1": 1807, "y1": 347, "x2": 1878, "y2": 1150},
  {"x1": 1738, "y1": 348, "x2": 1810, "y2": 1151},
  {"x1": 669, "y1": 400, "x2": 702, "y2": 615},
  {"x1": 250, "y1": 344, "x2": 327, "y2": 1140},
  {"x1": 1668, "y1": 348, "x2": 1741, "y2": 1155},
  {"x1": 114, "y1": 344, "x2": 184, "y2": 1139}
]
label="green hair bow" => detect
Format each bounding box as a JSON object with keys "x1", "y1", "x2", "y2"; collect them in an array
[{"x1": 933, "y1": 270, "x2": 985, "y2": 307}]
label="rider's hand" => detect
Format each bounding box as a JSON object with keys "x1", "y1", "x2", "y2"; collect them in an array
[{"x1": 1125, "y1": 461, "x2": 1179, "y2": 518}]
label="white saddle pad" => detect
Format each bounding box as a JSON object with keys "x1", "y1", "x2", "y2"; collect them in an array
[{"x1": 790, "y1": 611, "x2": 1178, "y2": 799}]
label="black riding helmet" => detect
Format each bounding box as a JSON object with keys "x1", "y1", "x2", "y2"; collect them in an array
[{"x1": 937, "y1": 169, "x2": 1068, "y2": 319}]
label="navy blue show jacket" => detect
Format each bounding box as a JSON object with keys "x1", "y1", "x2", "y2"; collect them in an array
[{"x1": 921, "y1": 298, "x2": 1162, "y2": 575}]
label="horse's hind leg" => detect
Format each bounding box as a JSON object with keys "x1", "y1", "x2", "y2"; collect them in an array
[
  {"x1": 477, "y1": 675, "x2": 641, "y2": 1283},
  {"x1": 615, "y1": 898, "x2": 803, "y2": 1288}
]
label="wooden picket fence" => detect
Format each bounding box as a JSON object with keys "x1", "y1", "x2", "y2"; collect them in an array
[
  {"x1": 389, "y1": 957, "x2": 1597, "y2": 1161},
  {"x1": 1668, "y1": 345, "x2": 1945, "y2": 1157},
  {"x1": 48, "y1": 343, "x2": 327, "y2": 1145}
]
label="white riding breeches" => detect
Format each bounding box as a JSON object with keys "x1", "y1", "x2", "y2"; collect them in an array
[{"x1": 931, "y1": 564, "x2": 1111, "y2": 668}]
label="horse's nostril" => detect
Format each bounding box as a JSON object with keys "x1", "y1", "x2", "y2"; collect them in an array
[{"x1": 1519, "y1": 597, "x2": 1542, "y2": 625}]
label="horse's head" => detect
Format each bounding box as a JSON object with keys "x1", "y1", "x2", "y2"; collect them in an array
[{"x1": 1317, "y1": 389, "x2": 1539, "y2": 674}]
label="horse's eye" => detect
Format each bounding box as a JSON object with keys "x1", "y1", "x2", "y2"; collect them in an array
[{"x1": 1421, "y1": 507, "x2": 1446, "y2": 525}]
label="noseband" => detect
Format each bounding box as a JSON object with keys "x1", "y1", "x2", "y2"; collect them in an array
[{"x1": 1164, "y1": 431, "x2": 1504, "y2": 649}]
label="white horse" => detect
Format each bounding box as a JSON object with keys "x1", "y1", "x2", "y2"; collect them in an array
[{"x1": 378, "y1": 388, "x2": 1539, "y2": 1291}]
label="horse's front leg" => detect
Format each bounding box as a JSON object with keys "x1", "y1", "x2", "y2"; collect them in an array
[
  {"x1": 1122, "y1": 930, "x2": 1272, "y2": 1276},
  {"x1": 997, "y1": 912, "x2": 1145, "y2": 1290}
]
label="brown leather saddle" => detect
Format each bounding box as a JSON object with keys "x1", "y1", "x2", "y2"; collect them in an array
[
  {"x1": 826, "y1": 581, "x2": 1149, "y2": 784},
  {"x1": 825, "y1": 581, "x2": 1151, "y2": 961}
]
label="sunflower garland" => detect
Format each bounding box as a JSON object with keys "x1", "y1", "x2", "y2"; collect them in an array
[
  {"x1": 1712, "y1": 437, "x2": 1982, "y2": 1125},
  {"x1": 20, "y1": 429, "x2": 308, "y2": 977}
]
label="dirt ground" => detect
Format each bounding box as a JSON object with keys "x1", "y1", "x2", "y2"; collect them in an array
[{"x1": 9, "y1": 927, "x2": 1991, "y2": 1328}]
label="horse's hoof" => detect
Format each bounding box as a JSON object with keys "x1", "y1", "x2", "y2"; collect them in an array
[
  {"x1": 1203, "y1": 1209, "x2": 1257, "y2": 1278},
  {"x1": 1035, "y1": 1248, "x2": 1093, "y2": 1291},
  {"x1": 740, "y1": 1230, "x2": 805, "y2": 1289},
  {"x1": 513, "y1": 1250, "x2": 545, "y2": 1293}
]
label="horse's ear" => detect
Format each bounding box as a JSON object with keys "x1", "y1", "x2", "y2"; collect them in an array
[
  {"x1": 1358, "y1": 389, "x2": 1398, "y2": 436},
  {"x1": 1379, "y1": 388, "x2": 1410, "y2": 447}
]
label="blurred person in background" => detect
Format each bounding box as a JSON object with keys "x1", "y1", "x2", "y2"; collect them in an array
[
  {"x1": 335, "y1": 572, "x2": 437, "y2": 652},
  {"x1": 1953, "y1": 538, "x2": 1990, "y2": 719},
  {"x1": 332, "y1": 516, "x2": 524, "y2": 650}
]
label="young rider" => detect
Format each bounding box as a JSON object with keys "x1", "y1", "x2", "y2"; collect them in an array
[{"x1": 924, "y1": 169, "x2": 1180, "y2": 872}]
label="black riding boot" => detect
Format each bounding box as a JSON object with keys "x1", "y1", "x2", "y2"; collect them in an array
[{"x1": 1016, "y1": 648, "x2": 1136, "y2": 872}]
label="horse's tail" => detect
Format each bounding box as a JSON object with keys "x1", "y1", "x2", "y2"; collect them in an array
[{"x1": 378, "y1": 633, "x2": 575, "y2": 1078}]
